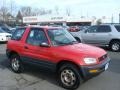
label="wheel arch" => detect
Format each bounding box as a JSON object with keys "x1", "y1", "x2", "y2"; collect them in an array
[
  {"x1": 56, "y1": 60, "x2": 84, "y2": 78},
  {"x1": 8, "y1": 50, "x2": 19, "y2": 58},
  {"x1": 74, "y1": 37, "x2": 81, "y2": 42},
  {"x1": 109, "y1": 39, "x2": 120, "y2": 45}
]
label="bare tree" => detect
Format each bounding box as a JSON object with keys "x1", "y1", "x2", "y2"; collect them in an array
[
  {"x1": 66, "y1": 8, "x2": 71, "y2": 16},
  {"x1": 9, "y1": 0, "x2": 16, "y2": 16},
  {"x1": 21, "y1": 7, "x2": 32, "y2": 17},
  {"x1": 20, "y1": 7, "x2": 52, "y2": 16},
  {"x1": 54, "y1": 6, "x2": 59, "y2": 15},
  {"x1": 0, "y1": 6, "x2": 9, "y2": 22},
  {"x1": 96, "y1": 19, "x2": 102, "y2": 25},
  {"x1": 0, "y1": 0, "x2": 14, "y2": 22},
  {"x1": 33, "y1": 8, "x2": 52, "y2": 16}
]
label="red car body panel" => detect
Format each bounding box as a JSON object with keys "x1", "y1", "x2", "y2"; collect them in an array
[{"x1": 7, "y1": 26, "x2": 107, "y2": 66}]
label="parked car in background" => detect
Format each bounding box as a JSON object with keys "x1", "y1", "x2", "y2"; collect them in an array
[
  {"x1": 10, "y1": 28, "x2": 16, "y2": 34},
  {"x1": 6, "y1": 26, "x2": 110, "y2": 89},
  {"x1": 68, "y1": 26, "x2": 83, "y2": 43},
  {"x1": 0, "y1": 28, "x2": 11, "y2": 42},
  {"x1": 73, "y1": 24, "x2": 120, "y2": 52},
  {"x1": 0, "y1": 26, "x2": 12, "y2": 34}
]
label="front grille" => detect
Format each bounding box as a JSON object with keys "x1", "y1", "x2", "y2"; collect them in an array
[{"x1": 99, "y1": 54, "x2": 107, "y2": 62}]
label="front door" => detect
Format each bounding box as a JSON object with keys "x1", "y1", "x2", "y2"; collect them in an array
[
  {"x1": 92, "y1": 25, "x2": 112, "y2": 46},
  {"x1": 22, "y1": 28, "x2": 56, "y2": 70},
  {"x1": 81, "y1": 26, "x2": 98, "y2": 44}
]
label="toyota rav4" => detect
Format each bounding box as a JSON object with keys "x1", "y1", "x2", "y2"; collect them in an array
[{"x1": 6, "y1": 26, "x2": 110, "y2": 89}]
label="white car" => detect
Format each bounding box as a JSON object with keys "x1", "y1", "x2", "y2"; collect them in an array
[{"x1": 0, "y1": 28, "x2": 11, "y2": 42}]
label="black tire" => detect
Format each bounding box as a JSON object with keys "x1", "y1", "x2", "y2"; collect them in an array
[
  {"x1": 110, "y1": 41, "x2": 120, "y2": 52},
  {"x1": 58, "y1": 63, "x2": 82, "y2": 90},
  {"x1": 10, "y1": 54, "x2": 24, "y2": 73}
]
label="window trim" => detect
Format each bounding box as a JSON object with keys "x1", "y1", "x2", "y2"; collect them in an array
[
  {"x1": 87, "y1": 25, "x2": 111, "y2": 33},
  {"x1": 96, "y1": 25, "x2": 111, "y2": 33},
  {"x1": 26, "y1": 28, "x2": 49, "y2": 46}
]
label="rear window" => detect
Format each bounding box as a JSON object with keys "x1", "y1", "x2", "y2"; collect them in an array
[
  {"x1": 11, "y1": 28, "x2": 25, "y2": 40},
  {"x1": 115, "y1": 25, "x2": 120, "y2": 32}
]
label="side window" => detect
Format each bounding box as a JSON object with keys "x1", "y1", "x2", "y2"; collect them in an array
[
  {"x1": 11, "y1": 28, "x2": 25, "y2": 40},
  {"x1": 96, "y1": 25, "x2": 111, "y2": 33},
  {"x1": 115, "y1": 25, "x2": 120, "y2": 32},
  {"x1": 87, "y1": 26, "x2": 97, "y2": 33},
  {"x1": 26, "y1": 28, "x2": 48, "y2": 46}
]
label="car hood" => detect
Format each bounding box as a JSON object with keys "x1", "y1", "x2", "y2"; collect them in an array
[{"x1": 56, "y1": 43, "x2": 106, "y2": 58}]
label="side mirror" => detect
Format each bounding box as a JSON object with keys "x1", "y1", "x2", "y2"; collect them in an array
[{"x1": 40, "y1": 42, "x2": 50, "y2": 47}]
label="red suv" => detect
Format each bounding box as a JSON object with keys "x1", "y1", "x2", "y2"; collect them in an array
[{"x1": 6, "y1": 26, "x2": 110, "y2": 89}]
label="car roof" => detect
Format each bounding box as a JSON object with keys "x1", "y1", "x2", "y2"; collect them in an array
[
  {"x1": 19, "y1": 25, "x2": 62, "y2": 30},
  {"x1": 96, "y1": 24, "x2": 120, "y2": 26}
]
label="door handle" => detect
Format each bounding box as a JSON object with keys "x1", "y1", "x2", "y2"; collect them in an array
[{"x1": 24, "y1": 46, "x2": 29, "y2": 49}]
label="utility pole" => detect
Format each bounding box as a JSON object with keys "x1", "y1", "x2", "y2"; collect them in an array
[
  {"x1": 119, "y1": 13, "x2": 120, "y2": 24},
  {"x1": 10, "y1": 0, "x2": 13, "y2": 16},
  {"x1": 111, "y1": 14, "x2": 114, "y2": 24}
]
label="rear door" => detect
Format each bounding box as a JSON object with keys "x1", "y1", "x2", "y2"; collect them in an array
[{"x1": 93, "y1": 25, "x2": 112, "y2": 46}]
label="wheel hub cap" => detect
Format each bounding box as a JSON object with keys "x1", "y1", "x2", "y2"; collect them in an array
[
  {"x1": 112, "y1": 43, "x2": 119, "y2": 51},
  {"x1": 12, "y1": 58, "x2": 19, "y2": 71},
  {"x1": 61, "y1": 69, "x2": 76, "y2": 86}
]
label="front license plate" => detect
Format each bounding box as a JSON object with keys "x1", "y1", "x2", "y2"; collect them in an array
[{"x1": 105, "y1": 63, "x2": 109, "y2": 70}]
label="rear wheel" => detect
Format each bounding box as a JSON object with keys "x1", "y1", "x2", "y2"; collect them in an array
[
  {"x1": 110, "y1": 41, "x2": 120, "y2": 52},
  {"x1": 10, "y1": 54, "x2": 24, "y2": 73},
  {"x1": 58, "y1": 63, "x2": 82, "y2": 90}
]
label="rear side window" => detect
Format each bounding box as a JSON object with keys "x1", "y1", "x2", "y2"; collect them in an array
[
  {"x1": 96, "y1": 25, "x2": 111, "y2": 33},
  {"x1": 87, "y1": 26, "x2": 97, "y2": 33},
  {"x1": 11, "y1": 28, "x2": 25, "y2": 40},
  {"x1": 115, "y1": 25, "x2": 120, "y2": 32}
]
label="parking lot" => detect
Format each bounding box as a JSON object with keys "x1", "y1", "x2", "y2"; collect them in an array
[{"x1": 0, "y1": 44, "x2": 120, "y2": 90}]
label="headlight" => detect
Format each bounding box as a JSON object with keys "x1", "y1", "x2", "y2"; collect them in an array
[{"x1": 84, "y1": 58, "x2": 97, "y2": 65}]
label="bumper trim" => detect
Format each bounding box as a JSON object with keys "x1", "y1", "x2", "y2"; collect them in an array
[{"x1": 80, "y1": 58, "x2": 110, "y2": 79}]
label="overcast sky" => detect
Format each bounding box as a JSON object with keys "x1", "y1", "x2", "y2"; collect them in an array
[{"x1": 4, "y1": 0, "x2": 120, "y2": 22}]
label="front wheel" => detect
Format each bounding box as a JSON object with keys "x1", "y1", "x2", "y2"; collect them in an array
[
  {"x1": 110, "y1": 41, "x2": 120, "y2": 52},
  {"x1": 58, "y1": 63, "x2": 82, "y2": 90},
  {"x1": 10, "y1": 54, "x2": 24, "y2": 73}
]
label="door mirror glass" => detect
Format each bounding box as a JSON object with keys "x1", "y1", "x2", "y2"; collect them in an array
[{"x1": 40, "y1": 42, "x2": 50, "y2": 47}]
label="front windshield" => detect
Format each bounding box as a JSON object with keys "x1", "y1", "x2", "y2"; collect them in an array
[{"x1": 47, "y1": 29, "x2": 78, "y2": 46}]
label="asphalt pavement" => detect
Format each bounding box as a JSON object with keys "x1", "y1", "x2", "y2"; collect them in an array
[{"x1": 0, "y1": 44, "x2": 120, "y2": 90}]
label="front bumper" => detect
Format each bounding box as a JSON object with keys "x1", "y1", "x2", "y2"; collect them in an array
[
  {"x1": 0, "y1": 36, "x2": 11, "y2": 42},
  {"x1": 80, "y1": 58, "x2": 110, "y2": 79}
]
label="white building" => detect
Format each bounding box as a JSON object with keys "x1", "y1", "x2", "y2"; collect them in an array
[{"x1": 23, "y1": 15, "x2": 93, "y2": 26}]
